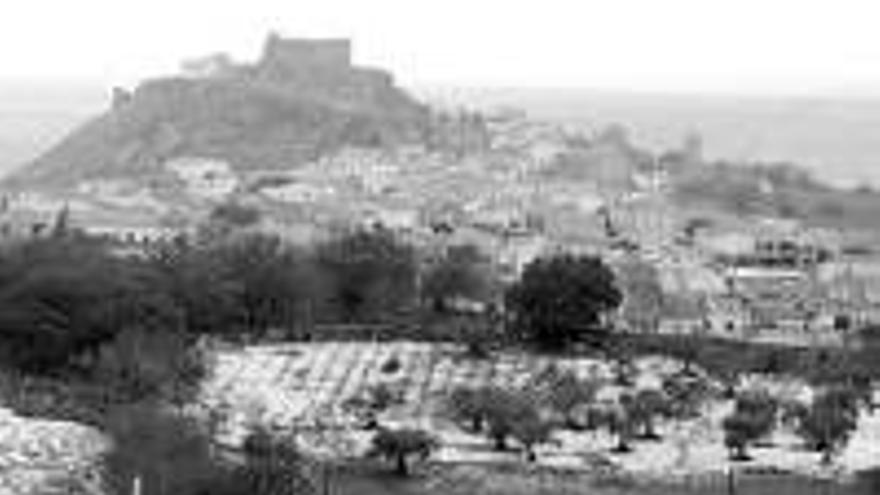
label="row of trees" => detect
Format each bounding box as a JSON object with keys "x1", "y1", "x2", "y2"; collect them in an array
[
  {"x1": 723, "y1": 385, "x2": 864, "y2": 465},
  {"x1": 0, "y1": 219, "x2": 635, "y2": 374},
  {"x1": 442, "y1": 366, "x2": 713, "y2": 463},
  {"x1": 374, "y1": 373, "x2": 869, "y2": 478}
]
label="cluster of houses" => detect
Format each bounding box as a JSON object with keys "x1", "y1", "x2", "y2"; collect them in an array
[
  {"x1": 644, "y1": 218, "x2": 880, "y2": 345},
  {"x1": 2, "y1": 101, "x2": 879, "y2": 348}
]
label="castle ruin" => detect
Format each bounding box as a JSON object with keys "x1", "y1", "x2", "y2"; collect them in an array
[{"x1": 260, "y1": 33, "x2": 352, "y2": 74}]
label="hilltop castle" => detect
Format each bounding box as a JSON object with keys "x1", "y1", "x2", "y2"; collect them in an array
[
  {"x1": 174, "y1": 33, "x2": 396, "y2": 97},
  {"x1": 259, "y1": 33, "x2": 352, "y2": 74}
]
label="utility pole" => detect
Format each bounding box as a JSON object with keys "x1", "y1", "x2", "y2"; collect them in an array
[{"x1": 726, "y1": 466, "x2": 736, "y2": 495}]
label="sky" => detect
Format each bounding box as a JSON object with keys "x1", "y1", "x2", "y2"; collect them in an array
[{"x1": 3, "y1": 0, "x2": 880, "y2": 95}]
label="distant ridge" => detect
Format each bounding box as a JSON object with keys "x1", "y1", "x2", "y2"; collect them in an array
[{"x1": 418, "y1": 85, "x2": 880, "y2": 188}]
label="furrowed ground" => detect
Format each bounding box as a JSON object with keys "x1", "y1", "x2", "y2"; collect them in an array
[{"x1": 197, "y1": 342, "x2": 880, "y2": 480}]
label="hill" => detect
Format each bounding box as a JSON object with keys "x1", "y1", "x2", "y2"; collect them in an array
[
  {"x1": 670, "y1": 159, "x2": 880, "y2": 230},
  {"x1": 3, "y1": 35, "x2": 431, "y2": 191}
]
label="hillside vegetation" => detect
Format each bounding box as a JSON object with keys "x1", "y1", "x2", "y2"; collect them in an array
[{"x1": 671, "y1": 160, "x2": 880, "y2": 230}]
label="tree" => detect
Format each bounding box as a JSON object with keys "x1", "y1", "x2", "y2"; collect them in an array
[
  {"x1": 506, "y1": 254, "x2": 622, "y2": 349},
  {"x1": 480, "y1": 387, "x2": 543, "y2": 452},
  {"x1": 102, "y1": 404, "x2": 219, "y2": 495},
  {"x1": 616, "y1": 256, "x2": 664, "y2": 334},
  {"x1": 608, "y1": 395, "x2": 636, "y2": 453},
  {"x1": 528, "y1": 367, "x2": 599, "y2": 429},
  {"x1": 239, "y1": 426, "x2": 314, "y2": 494},
  {"x1": 722, "y1": 390, "x2": 779, "y2": 461},
  {"x1": 797, "y1": 387, "x2": 860, "y2": 464},
  {"x1": 421, "y1": 243, "x2": 492, "y2": 313},
  {"x1": 89, "y1": 325, "x2": 209, "y2": 405},
  {"x1": 316, "y1": 227, "x2": 417, "y2": 323},
  {"x1": 50, "y1": 204, "x2": 72, "y2": 238},
  {"x1": 102, "y1": 405, "x2": 316, "y2": 495},
  {"x1": 723, "y1": 411, "x2": 766, "y2": 461},
  {"x1": 211, "y1": 234, "x2": 320, "y2": 336},
  {"x1": 508, "y1": 414, "x2": 555, "y2": 462},
  {"x1": 629, "y1": 389, "x2": 670, "y2": 440},
  {"x1": 145, "y1": 235, "x2": 244, "y2": 337},
  {"x1": 146, "y1": 233, "x2": 324, "y2": 341},
  {"x1": 662, "y1": 372, "x2": 711, "y2": 419},
  {"x1": 0, "y1": 236, "x2": 180, "y2": 372},
  {"x1": 368, "y1": 428, "x2": 438, "y2": 476},
  {"x1": 734, "y1": 390, "x2": 779, "y2": 437},
  {"x1": 447, "y1": 386, "x2": 489, "y2": 432}
]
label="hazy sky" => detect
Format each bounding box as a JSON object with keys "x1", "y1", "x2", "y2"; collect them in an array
[{"x1": 3, "y1": 0, "x2": 880, "y2": 95}]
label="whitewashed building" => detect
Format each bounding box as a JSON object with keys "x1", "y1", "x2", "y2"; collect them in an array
[{"x1": 165, "y1": 157, "x2": 238, "y2": 199}]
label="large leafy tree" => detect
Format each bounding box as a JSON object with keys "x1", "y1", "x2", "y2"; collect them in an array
[{"x1": 506, "y1": 254, "x2": 622, "y2": 348}]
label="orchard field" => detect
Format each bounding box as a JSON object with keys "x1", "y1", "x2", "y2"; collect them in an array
[{"x1": 197, "y1": 342, "x2": 880, "y2": 480}]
